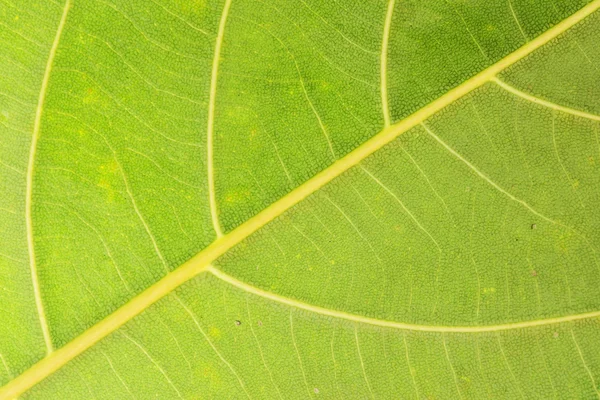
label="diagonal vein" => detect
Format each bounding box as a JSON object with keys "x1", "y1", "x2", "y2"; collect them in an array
[
  {"x1": 26, "y1": 0, "x2": 71, "y2": 356},
  {"x1": 2, "y1": 1, "x2": 600, "y2": 397}
]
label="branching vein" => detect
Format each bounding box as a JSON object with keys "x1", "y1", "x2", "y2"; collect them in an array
[{"x1": 3, "y1": 2, "x2": 600, "y2": 396}]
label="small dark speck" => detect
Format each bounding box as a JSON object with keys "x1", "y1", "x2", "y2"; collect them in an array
[
  {"x1": 531, "y1": 223, "x2": 537, "y2": 230},
  {"x1": 257, "y1": 320, "x2": 262, "y2": 326},
  {"x1": 531, "y1": 270, "x2": 538, "y2": 277},
  {"x1": 235, "y1": 320, "x2": 241, "y2": 326},
  {"x1": 553, "y1": 332, "x2": 559, "y2": 338},
  {"x1": 314, "y1": 388, "x2": 319, "y2": 394}
]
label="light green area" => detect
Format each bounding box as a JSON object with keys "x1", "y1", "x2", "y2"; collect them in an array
[
  {"x1": 1, "y1": 0, "x2": 600, "y2": 398},
  {"x1": 24, "y1": 276, "x2": 600, "y2": 399},
  {"x1": 0, "y1": 0, "x2": 62, "y2": 382},
  {"x1": 218, "y1": 83, "x2": 600, "y2": 326}
]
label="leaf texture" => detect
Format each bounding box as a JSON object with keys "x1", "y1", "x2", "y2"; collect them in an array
[{"x1": 1, "y1": 0, "x2": 600, "y2": 398}]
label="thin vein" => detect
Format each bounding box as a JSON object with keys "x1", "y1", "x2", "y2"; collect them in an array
[
  {"x1": 290, "y1": 311, "x2": 313, "y2": 399},
  {"x1": 422, "y1": 123, "x2": 560, "y2": 226},
  {"x1": 442, "y1": 334, "x2": 464, "y2": 399},
  {"x1": 496, "y1": 333, "x2": 526, "y2": 399},
  {"x1": 330, "y1": 328, "x2": 343, "y2": 398},
  {"x1": 550, "y1": 112, "x2": 587, "y2": 211},
  {"x1": 246, "y1": 300, "x2": 284, "y2": 399},
  {"x1": 360, "y1": 165, "x2": 441, "y2": 251},
  {"x1": 0, "y1": 159, "x2": 25, "y2": 176},
  {"x1": 101, "y1": 138, "x2": 169, "y2": 273},
  {"x1": 3, "y1": 3, "x2": 600, "y2": 395},
  {"x1": 324, "y1": 193, "x2": 383, "y2": 264},
  {"x1": 26, "y1": 0, "x2": 71, "y2": 356},
  {"x1": 207, "y1": 0, "x2": 232, "y2": 238},
  {"x1": 402, "y1": 333, "x2": 420, "y2": 399},
  {"x1": 535, "y1": 338, "x2": 559, "y2": 400},
  {"x1": 67, "y1": 206, "x2": 132, "y2": 293},
  {"x1": 175, "y1": 295, "x2": 251, "y2": 399},
  {"x1": 121, "y1": 333, "x2": 183, "y2": 399},
  {"x1": 0, "y1": 354, "x2": 11, "y2": 379},
  {"x1": 237, "y1": 15, "x2": 335, "y2": 160},
  {"x1": 354, "y1": 327, "x2": 375, "y2": 399},
  {"x1": 570, "y1": 328, "x2": 600, "y2": 398},
  {"x1": 294, "y1": 60, "x2": 336, "y2": 160},
  {"x1": 101, "y1": 351, "x2": 136, "y2": 399},
  {"x1": 508, "y1": 0, "x2": 528, "y2": 42},
  {"x1": 469, "y1": 193, "x2": 482, "y2": 320},
  {"x1": 299, "y1": 0, "x2": 377, "y2": 54},
  {"x1": 446, "y1": 0, "x2": 488, "y2": 60}
]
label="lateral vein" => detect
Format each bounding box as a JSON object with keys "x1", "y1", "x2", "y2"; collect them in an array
[
  {"x1": 381, "y1": 0, "x2": 395, "y2": 127},
  {"x1": 26, "y1": 0, "x2": 71, "y2": 356},
  {"x1": 207, "y1": 0, "x2": 232, "y2": 238},
  {"x1": 209, "y1": 266, "x2": 600, "y2": 333},
  {"x1": 493, "y1": 77, "x2": 600, "y2": 121},
  {"x1": 2, "y1": 1, "x2": 600, "y2": 397}
]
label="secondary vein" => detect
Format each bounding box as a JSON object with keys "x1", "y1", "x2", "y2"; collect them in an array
[
  {"x1": 380, "y1": 0, "x2": 395, "y2": 127},
  {"x1": 26, "y1": 0, "x2": 71, "y2": 356},
  {"x1": 493, "y1": 77, "x2": 600, "y2": 121},
  {"x1": 3, "y1": 1, "x2": 600, "y2": 397},
  {"x1": 209, "y1": 266, "x2": 600, "y2": 333},
  {"x1": 207, "y1": 0, "x2": 232, "y2": 238}
]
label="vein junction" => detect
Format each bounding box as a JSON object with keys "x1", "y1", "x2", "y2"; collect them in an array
[{"x1": 3, "y1": 1, "x2": 600, "y2": 398}]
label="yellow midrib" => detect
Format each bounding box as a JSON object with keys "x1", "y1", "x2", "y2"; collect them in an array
[{"x1": 2, "y1": 1, "x2": 600, "y2": 398}]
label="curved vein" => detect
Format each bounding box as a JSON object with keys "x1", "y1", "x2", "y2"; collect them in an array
[
  {"x1": 493, "y1": 77, "x2": 600, "y2": 121},
  {"x1": 207, "y1": 0, "x2": 232, "y2": 238},
  {"x1": 209, "y1": 266, "x2": 600, "y2": 333},
  {"x1": 380, "y1": 0, "x2": 395, "y2": 127},
  {"x1": 2, "y1": 2, "x2": 600, "y2": 397},
  {"x1": 26, "y1": 0, "x2": 71, "y2": 356}
]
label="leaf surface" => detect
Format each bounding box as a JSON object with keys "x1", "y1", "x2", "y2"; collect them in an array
[{"x1": 1, "y1": 0, "x2": 600, "y2": 398}]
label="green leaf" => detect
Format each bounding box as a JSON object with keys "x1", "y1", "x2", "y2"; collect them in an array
[{"x1": 1, "y1": 0, "x2": 600, "y2": 398}]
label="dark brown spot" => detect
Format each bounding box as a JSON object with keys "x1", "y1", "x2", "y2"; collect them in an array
[
  {"x1": 235, "y1": 320, "x2": 241, "y2": 326},
  {"x1": 257, "y1": 320, "x2": 262, "y2": 326},
  {"x1": 531, "y1": 270, "x2": 538, "y2": 277},
  {"x1": 531, "y1": 223, "x2": 537, "y2": 230}
]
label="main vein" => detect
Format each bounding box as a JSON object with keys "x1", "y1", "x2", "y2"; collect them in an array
[
  {"x1": 3, "y1": 1, "x2": 600, "y2": 397},
  {"x1": 207, "y1": 0, "x2": 232, "y2": 238},
  {"x1": 26, "y1": 0, "x2": 71, "y2": 356}
]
